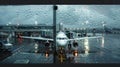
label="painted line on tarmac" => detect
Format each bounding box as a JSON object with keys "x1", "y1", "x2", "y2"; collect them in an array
[
  {"x1": 3, "y1": 45, "x2": 25, "y2": 61},
  {"x1": 12, "y1": 45, "x2": 25, "y2": 53}
]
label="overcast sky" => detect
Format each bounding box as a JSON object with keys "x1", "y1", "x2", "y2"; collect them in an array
[{"x1": 0, "y1": 5, "x2": 120, "y2": 28}]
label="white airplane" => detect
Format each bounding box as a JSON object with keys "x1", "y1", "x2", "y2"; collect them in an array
[
  {"x1": 1, "y1": 33, "x2": 13, "y2": 49},
  {"x1": 0, "y1": 32, "x2": 8, "y2": 36},
  {"x1": 5, "y1": 36, "x2": 13, "y2": 47},
  {"x1": 20, "y1": 30, "x2": 103, "y2": 48}
]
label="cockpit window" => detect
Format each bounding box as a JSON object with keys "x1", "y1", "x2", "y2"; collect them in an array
[{"x1": 57, "y1": 38, "x2": 67, "y2": 40}]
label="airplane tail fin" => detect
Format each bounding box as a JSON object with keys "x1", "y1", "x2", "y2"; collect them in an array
[
  {"x1": 7, "y1": 34, "x2": 12, "y2": 43},
  {"x1": 59, "y1": 22, "x2": 64, "y2": 31}
]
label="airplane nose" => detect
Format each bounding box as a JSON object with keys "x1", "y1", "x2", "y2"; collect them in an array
[{"x1": 57, "y1": 40, "x2": 67, "y2": 46}]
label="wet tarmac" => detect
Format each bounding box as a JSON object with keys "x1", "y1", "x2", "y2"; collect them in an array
[{"x1": 0, "y1": 33, "x2": 120, "y2": 64}]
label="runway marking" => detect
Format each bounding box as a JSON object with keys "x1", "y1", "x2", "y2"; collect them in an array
[
  {"x1": 12, "y1": 45, "x2": 25, "y2": 53},
  {"x1": 2, "y1": 52, "x2": 35, "y2": 62},
  {"x1": 1, "y1": 52, "x2": 19, "y2": 62},
  {"x1": 20, "y1": 52, "x2": 36, "y2": 54},
  {"x1": 2, "y1": 45, "x2": 26, "y2": 62}
]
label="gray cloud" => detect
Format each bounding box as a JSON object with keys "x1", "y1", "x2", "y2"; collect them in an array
[
  {"x1": 57, "y1": 5, "x2": 120, "y2": 28},
  {"x1": 0, "y1": 5, "x2": 53, "y2": 25},
  {"x1": 0, "y1": 5, "x2": 120, "y2": 28}
]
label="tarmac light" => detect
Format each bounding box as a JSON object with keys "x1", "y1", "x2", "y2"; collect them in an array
[
  {"x1": 101, "y1": 37, "x2": 104, "y2": 48},
  {"x1": 74, "y1": 52, "x2": 78, "y2": 57},
  {"x1": 73, "y1": 50, "x2": 78, "y2": 57},
  {"x1": 84, "y1": 38, "x2": 89, "y2": 55},
  {"x1": 34, "y1": 43, "x2": 38, "y2": 49},
  {"x1": 34, "y1": 50, "x2": 38, "y2": 53},
  {"x1": 34, "y1": 43, "x2": 38, "y2": 53},
  {"x1": 45, "y1": 51, "x2": 49, "y2": 58}
]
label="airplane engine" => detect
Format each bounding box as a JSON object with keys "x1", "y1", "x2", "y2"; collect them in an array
[
  {"x1": 45, "y1": 41, "x2": 50, "y2": 47},
  {"x1": 73, "y1": 41, "x2": 78, "y2": 47}
]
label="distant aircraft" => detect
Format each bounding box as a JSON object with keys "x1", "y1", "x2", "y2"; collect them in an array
[
  {"x1": 0, "y1": 32, "x2": 13, "y2": 49},
  {"x1": 5, "y1": 35, "x2": 13, "y2": 48},
  {"x1": 0, "y1": 32, "x2": 8, "y2": 36}
]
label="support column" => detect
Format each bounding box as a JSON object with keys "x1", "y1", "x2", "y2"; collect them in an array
[{"x1": 53, "y1": 5, "x2": 57, "y2": 63}]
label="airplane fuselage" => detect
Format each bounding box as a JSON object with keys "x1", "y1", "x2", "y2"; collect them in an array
[{"x1": 56, "y1": 31, "x2": 68, "y2": 46}]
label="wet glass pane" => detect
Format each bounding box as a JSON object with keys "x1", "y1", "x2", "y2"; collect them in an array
[
  {"x1": 0, "y1": 5, "x2": 53, "y2": 25},
  {"x1": 1, "y1": 5, "x2": 120, "y2": 64},
  {"x1": 0, "y1": 5, "x2": 54, "y2": 64},
  {"x1": 57, "y1": 5, "x2": 120, "y2": 63},
  {"x1": 57, "y1": 5, "x2": 120, "y2": 28}
]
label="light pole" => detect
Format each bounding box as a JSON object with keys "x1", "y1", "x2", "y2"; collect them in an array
[
  {"x1": 85, "y1": 20, "x2": 89, "y2": 35},
  {"x1": 84, "y1": 20, "x2": 89, "y2": 36},
  {"x1": 102, "y1": 21, "x2": 106, "y2": 35}
]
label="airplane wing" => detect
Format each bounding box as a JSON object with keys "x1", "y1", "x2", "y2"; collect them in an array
[
  {"x1": 67, "y1": 36, "x2": 103, "y2": 41},
  {"x1": 20, "y1": 36, "x2": 53, "y2": 41}
]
